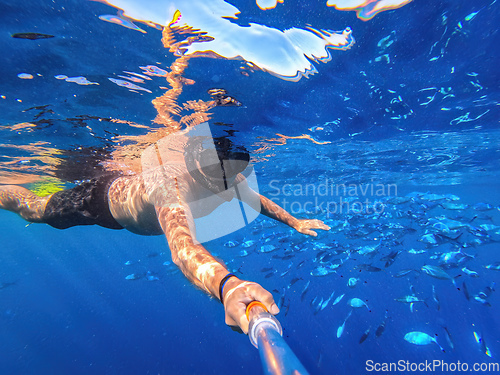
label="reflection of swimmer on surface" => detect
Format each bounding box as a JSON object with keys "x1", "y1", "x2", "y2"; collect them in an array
[{"x1": 0, "y1": 133, "x2": 330, "y2": 334}]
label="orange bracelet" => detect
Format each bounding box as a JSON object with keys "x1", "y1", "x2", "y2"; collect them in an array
[{"x1": 246, "y1": 301, "x2": 268, "y2": 321}]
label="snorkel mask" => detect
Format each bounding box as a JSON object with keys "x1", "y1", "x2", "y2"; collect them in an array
[{"x1": 184, "y1": 136, "x2": 250, "y2": 194}]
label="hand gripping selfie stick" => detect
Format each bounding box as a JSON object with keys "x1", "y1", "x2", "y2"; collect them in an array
[{"x1": 246, "y1": 301, "x2": 309, "y2": 375}]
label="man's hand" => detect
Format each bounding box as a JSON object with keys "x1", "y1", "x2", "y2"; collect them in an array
[
  {"x1": 293, "y1": 219, "x2": 330, "y2": 237},
  {"x1": 222, "y1": 277, "x2": 279, "y2": 334}
]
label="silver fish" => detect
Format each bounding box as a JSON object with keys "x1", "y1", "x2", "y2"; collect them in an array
[
  {"x1": 393, "y1": 269, "x2": 415, "y2": 278},
  {"x1": 432, "y1": 285, "x2": 441, "y2": 310},
  {"x1": 348, "y1": 278, "x2": 359, "y2": 288},
  {"x1": 404, "y1": 331, "x2": 444, "y2": 352},
  {"x1": 473, "y1": 331, "x2": 492, "y2": 357},
  {"x1": 462, "y1": 281, "x2": 471, "y2": 301},
  {"x1": 359, "y1": 327, "x2": 371, "y2": 344},
  {"x1": 442, "y1": 326, "x2": 454, "y2": 350},
  {"x1": 332, "y1": 294, "x2": 345, "y2": 306},
  {"x1": 301, "y1": 280, "x2": 310, "y2": 302},
  {"x1": 421, "y1": 265, "x2": 457, "y2": 286},
  {"x1": 375, "y1": 311, "x2": 389, "y2": 338},
  {"x1": 349, "y1": 298, "x2": 369, "y2": 310},
  {"x1": 320, "y1": 291, "x2": 336, "y2": 311},
  {"x1": 485, "y1": 262, "x2": 500, "y2": 270},
  {"x1": 395, "y1": 295, "x2": 427, "y2": 312},
  {"x1": 462, "y1": 267, "x2": 479, "y2": 277},
  {"x1": 337, "y1": 310, "x2": 352, "y2": 338}
]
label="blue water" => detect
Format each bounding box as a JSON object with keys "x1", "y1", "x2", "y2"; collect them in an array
[{"x1": 1, "y1": 0, "x2": 499, "y2": 374}]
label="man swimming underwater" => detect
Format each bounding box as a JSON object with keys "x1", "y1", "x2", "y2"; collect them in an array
[{"x1": 0, "y1": 132, "x2": 330, "y2": 334}]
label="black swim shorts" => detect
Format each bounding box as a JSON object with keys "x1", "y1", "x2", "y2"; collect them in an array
[{"x1": 43, "y1": 173, "x2": 124, "y2": 230}]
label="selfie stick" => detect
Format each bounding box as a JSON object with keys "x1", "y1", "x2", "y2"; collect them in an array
[{"x1": 246, "y1": 301, "x2": 309, "y2": 375}]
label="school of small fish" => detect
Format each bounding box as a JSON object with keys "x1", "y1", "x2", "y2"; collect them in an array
[
  {"x1": 112, "y1": 180, "x2": 500, "y2": 360},
  {"x1": 214, "y1": 190, "x2": 499, "y2": 358}
]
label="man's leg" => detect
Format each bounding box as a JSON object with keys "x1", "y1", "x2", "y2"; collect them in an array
[{"x1": 0, "y1": 185, "x2": 51, "y2": 222}]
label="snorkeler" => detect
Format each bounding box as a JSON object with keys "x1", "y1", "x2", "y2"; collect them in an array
[{"x1": 0, "y1": 132, "x2": 330, "y2": 334}]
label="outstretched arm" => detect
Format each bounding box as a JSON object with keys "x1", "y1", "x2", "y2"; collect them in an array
[
  {"x1": 156, "y1": 203, "x2": 279, "y2": 333},
  {"x1": 156, "y1": 204, "x2": 227, "y2": 295},
  {"x1": 259, "y1": 195, "x2": 330, "y2": 236},
  {"x1": 234, "y1": 175, "x2": 330, "y2": 236}
]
